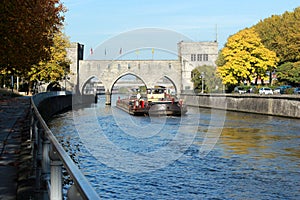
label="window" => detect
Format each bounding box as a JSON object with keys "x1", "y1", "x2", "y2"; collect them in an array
[
  {"x1": 204, "y1": 54, "x2": 208, "y2": 61},
  {"x1": 169, "y1": 63, "x2": 172, "y2": 69},
  {"x1": 107, "y1": 64, "x2": 110, "y2": 69},
  {"x1": 191, "y1": 54, "x2": 196, "y2": 61},
  {"x1": 197, "y1": 54, "x2": 202, "y2": 61},
  {"x1": 118, "y1": 64, "x2": 121, "y2": 70},
  {"x1": 128, "y1": 63, "x2": 131, "y2": 69}
]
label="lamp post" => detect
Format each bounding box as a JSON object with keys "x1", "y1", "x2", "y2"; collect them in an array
[
  {"x1": 64, "y1": 73, "x2": 67, "y2": 91},
  {"x1": 201, "y1": 72, "x2": 205, "y2": 93}
]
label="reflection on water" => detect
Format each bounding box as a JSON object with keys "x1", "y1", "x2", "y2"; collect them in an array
[
  {"x1": 49, "y1": 99, "x2": 300, "y2": 199},
  {"x1": 220, "y1": 127, "x2": 265, "y2": 155},
  {"x1": 219, "y1": 111, "x2": 300, "y2": 163}
]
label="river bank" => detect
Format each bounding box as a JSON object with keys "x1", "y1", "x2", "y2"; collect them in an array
[{"x1": 181, "y1": 93, "x2": 300, "y2": 119}]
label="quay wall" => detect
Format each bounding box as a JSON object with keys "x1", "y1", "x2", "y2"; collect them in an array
[
  {"x1": 33, "y1": 92, "x2": 95, "y2": 121},
  {"x1": 180, "y1": 94, "x2": 300, "y2": 119}
]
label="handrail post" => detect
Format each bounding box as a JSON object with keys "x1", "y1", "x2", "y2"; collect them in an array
[
  {"x1": 49, "y1": 148, "x2": 63, "y2": 200},
  {"x1": 36, "y1": 122, "x2": 43, "y2": 191},
  {"x1": 31, "y1": 114, "x2": 41, "y2": 197},
  {"x1": 31, "y1": 93, "x2": 101, "y2": 200},
  {"x1": 41, "y1": 132, "x2": 51, "y2": 189},
  {"x1": 42, "y1": 132, "x2": 51, "y2": 174},
  {"x1": 30, "y1": 110, "x2": 34, "y2": 142}
]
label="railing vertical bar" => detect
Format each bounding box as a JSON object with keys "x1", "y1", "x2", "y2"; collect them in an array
[
  {"x1": 50, "y1": 149, "x2": 63, "y2": 200},
  {"x1": 42, "y1": 134, "x2": 51, "y2": 187},
  {"x1": 31, "y1": 92, "x2": 100, "y2": 200}
]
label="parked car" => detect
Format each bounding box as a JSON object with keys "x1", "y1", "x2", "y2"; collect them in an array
[
  {"x1": 246, "y1": 86, "x2": 257, "y2": 93},
  {"x1": 234, "y1": 86, "x2": 246, "y2": 94},
  {"x1": 294, "y1": 87, "x2": 300, "y2": 94},
  {"x1": 259, "y1": 87, "x2": 273, "y2": 95},
  {"x1": 274, "y1": 85, "x2": 292, "y2": 94}
]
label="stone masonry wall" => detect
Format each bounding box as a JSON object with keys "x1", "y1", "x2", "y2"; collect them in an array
[{"x1": 181, "y1": 94, "x2": 300, "y2": 119}]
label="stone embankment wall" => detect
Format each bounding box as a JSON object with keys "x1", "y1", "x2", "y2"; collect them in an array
[
  {"x1": 33, "y1": 92, "x2": 72, "y2": 121},
  {"x1": 181, "y1": 94, "x2": 300, "y2": 119},
  {"x1": 33, "y1": 92, "x2": 95, "y2": 121}
]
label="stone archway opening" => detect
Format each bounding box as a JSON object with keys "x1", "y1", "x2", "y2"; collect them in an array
[
  {"x1": 82, "y1": 76, "x2": 105, "y2": 95},
  {"x1": 153, "y1": 76, "x2": 178, "y2": 96},
  {"x1": 110, "y1": 73, "x2": 147, "y2": 106}
]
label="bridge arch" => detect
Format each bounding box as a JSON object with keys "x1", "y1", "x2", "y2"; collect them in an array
[
  {"x1": 155, "y1": 75, "x2": 178, "y2": 95},
  {"x1": 107, "y1": 72, "x2": 147, "y2": 93},
  {"x1": 81, "y1": 75, "x2": 103, "y2": 95}
]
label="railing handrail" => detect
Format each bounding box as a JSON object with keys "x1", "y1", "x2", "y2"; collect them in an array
[{"x1": 31, "y1": 92, "x2": 100, "y2": 200}]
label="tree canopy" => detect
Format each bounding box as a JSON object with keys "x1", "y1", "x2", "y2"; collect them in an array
[
  {"x1": 275, "y1": 62, "x2": 300, "y2": 85},
  {"x1": 255, "y1": 7, "x2": 300, "y2": 65},
  {"x1": 254, "y1": 7, "x2": 300, "y2": 86},
  {"x1": 216, "y1": 7, "x2": 300, "y2": 88},
  {"x1": 191, "y1": 65, "x2": 223, "y2": 93},
  {"x1": 217, "y1": 28, "x2": 278, "y2": 86},
  {"x1": 0, "y1": 0, "x2": 66, "y2": 76},
  {"x1": 28, "y1": 31, "x2": 71, "y2": 82}
]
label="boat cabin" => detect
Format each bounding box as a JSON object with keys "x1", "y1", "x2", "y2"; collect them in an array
[{"x1": 146, "y1": 87, "x2": 166, "y2": 102}]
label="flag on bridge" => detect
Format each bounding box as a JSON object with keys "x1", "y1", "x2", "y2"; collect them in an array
[
  {"x1": 90, "y1": 48, "x2": 93, "y2": 55},
  {"x1": 135, "y1": 49, "x2": 140, "y2": 59},
  {"x1": 152, "y1": 48, "x2": 154, "y2": 60},
  {"x1": 119, "y1": 48, "x2": 122, "y2": 55}
]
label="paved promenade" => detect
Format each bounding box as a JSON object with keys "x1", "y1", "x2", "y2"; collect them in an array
[{"x1": 0, "y1": 92, "x2": 33, "y2": 200}]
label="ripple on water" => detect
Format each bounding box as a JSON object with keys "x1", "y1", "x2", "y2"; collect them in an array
[{"x1": 49, "y1": 105, "x2": 300, "y2": 200}]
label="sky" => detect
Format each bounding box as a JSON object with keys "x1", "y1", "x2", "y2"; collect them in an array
[{"x1": 62, "y1": 0, "x2": 300, "y2": 59}]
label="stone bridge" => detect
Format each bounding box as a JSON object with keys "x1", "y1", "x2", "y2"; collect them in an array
[
  {"x1": 78, "y1": 59, "x2": 182, "y2": 95},
  {"x1": 65, "y1": 41, "x2": 218, "y2": 104}
]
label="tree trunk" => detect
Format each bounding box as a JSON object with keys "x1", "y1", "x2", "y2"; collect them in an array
[{"x1": 269, "y1": 71, "x2": 272, "y2": 86}]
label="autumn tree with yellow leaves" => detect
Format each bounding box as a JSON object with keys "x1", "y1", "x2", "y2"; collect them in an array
[
  {"x1": 29, "y1": 32, "x2": 70, "y2": 83},
  {"x1": 217, "y1": 28, "x2": 278, "y2": 86},
  {"x1": 0, "y1": 0, "x2": 68, "y2": 90}
]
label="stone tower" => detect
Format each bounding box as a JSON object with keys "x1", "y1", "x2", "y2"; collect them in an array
[{"x1": 177, "y1": 41, "x2": 218, "y2": 90}]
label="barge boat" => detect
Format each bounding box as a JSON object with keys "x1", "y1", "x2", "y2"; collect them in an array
[{"x1": 116, "y1": 87, "x2": 187, "y2": 116}]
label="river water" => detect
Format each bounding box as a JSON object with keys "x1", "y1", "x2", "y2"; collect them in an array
[{"x1": 49, "y1": 95, "x2": 300, "y2": 199}]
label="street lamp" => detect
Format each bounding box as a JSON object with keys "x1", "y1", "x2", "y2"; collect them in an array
[{"x1": 201, "y1": 72, "x2": 205, "y2": 93}]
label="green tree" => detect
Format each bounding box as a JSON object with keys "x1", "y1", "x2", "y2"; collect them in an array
[
  {"x1": 215, "y1": 50, "x2": 226, "y2": 67},
  {"x1": 0, "y1": 0, "x2": 66, "y2": 76},
  {"x1": 276, "y1": 62, "x2": 300, "y2": 85},
  {"x1": 217, "y1": 28, "x2": 278, "y2": 86},
  {"x1": 29, "y1": 31, "x2": 71, "y2": 82},
  {"x1": 255, "y1": 7, "x2": 300, "y2": 64},
  {"x1": 191, "y1": 65, "x2": 223, "y2": 93}
]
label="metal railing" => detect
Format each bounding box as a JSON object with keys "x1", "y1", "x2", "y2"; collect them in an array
[{"x1": 31, "y1": 92, "x2": 100, "y2": 200}]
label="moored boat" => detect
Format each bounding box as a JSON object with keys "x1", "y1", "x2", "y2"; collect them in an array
[
  {"x1": 146, "y1": 87, "x2": 187, "y2": 116},
  {"x1": 148, "y1": 100, "x2": 187, "y2": 116},
  {"x1": 116, "y1": 87, "x2": 187, "y2": 116},
  {"x1": 116, "y1": 95, "x2": 148, "y2": 116}
]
